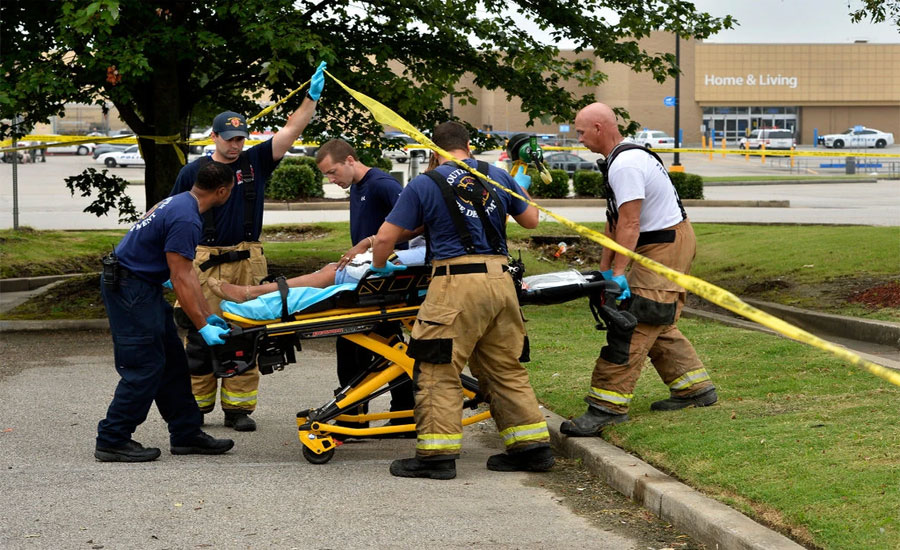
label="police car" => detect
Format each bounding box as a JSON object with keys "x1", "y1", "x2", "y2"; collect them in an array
[
  {"x1": 820, "y1": 127, "x2": 894, "y2": 149},
  {"x1": 95, "y1": 144, "x2": 145, "y2": 168},
  {"x1": 633, "y1": 130, "x2": 675, "y2": 148}
]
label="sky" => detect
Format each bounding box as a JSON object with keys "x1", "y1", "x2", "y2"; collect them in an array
[
  {"x1": 690, "y1": 0, "x2": 899, "y2": 43},
  {"x1": 519, "y1": 0, "x2": 899, "y2": 47}
]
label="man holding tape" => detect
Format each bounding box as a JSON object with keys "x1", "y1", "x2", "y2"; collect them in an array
[
  {"x1": 169, "y1": 61, "x2": 326, "y2": 432},
  {"x1": 561, "y1": 102, "x2": 717, "y2": 437}
]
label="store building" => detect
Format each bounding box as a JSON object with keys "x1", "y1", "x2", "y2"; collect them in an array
[{"x1": 449, "y1": 33, "x2": 900, "y2": 146}]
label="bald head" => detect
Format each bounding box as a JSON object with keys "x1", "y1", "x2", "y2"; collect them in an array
[{"x1": 574, "y1": 102, "x2": 624, "y2": 157}]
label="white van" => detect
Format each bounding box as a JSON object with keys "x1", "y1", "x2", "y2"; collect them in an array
[{"x1": 738, "y1": 129, "x2": 795, "y2": 150}]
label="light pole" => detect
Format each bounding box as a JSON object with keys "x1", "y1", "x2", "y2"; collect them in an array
[{"x1": 671, "y1": 34, "x2": 683, "y2": 172}]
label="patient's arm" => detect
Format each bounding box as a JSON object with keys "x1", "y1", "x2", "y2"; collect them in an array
[{"x1": 209, "y1": 263, "x2": 339, "y2": 303}]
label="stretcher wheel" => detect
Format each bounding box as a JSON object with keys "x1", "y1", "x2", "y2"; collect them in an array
[{"x1": 302, "y1": 445, "x2": 335, "y2": 465}]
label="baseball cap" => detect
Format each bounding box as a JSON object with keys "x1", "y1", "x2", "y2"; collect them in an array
[{"x1": 212, "y1": 111, "x2": 249, "y2": 140}]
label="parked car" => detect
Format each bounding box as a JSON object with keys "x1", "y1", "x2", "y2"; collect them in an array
[
  {"x1": 820, "y1": 127, "x2": 894, "y2": 149},
  {"x1": 382, "y1": 134, "x2": 430, "y2": 163},
  {"x1": 544, "y1": 152, "x2": 597, "y2": 175},
  {"x1": 49, "y1": 141, "x2": 95, "y2": 155},
  {"x1": 95, "y1": 145, "x2": 145, "y2": 167},
  {"x1": 188, "y1": 127, "x2": 211, "y2": 154},
  {"x1": 92, "y1": 143, "x2": 130, "y2": 159},
  {"x1": 633, "y1": 130, "x2": 675, "y2": 148},
  {"x1": 738, "y1": 128, "x2": 795, "y2": 150}
]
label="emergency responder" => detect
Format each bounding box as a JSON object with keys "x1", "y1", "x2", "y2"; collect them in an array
[
  {"x1": 560, "y1": 102, "x2": 717, "y2": 437},
  {"x1": 370, "y1": 121, "x2": 553, "y2": 479},
  {"x1": 315, "y1": 138, "x2": 416, "y2": 428},
  {"x1": 169, "y1": 62, "x2": 327, "y2": 432},
  {"x1": 95, "y1": 161, "x2": 236, "y2": 462}
]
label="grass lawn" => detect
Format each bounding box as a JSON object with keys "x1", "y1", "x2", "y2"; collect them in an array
[{"x1": 524, "y1": 301, "x2": 899, "y2": 550}]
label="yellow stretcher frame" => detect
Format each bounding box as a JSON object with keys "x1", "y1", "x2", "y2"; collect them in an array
[{"x1": 221, "y1": 282, "x2": 490, "y2": 465}]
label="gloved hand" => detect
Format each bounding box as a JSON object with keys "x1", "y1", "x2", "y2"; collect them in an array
[
  {"x1": 599, "y1": 269, "x2": 613, "y2": 281},
  {"x1": 205, "y1": 314, "x2": 228, "y2": 330},
  {"x1": 308, "y1": 61, "x2": 327, "y2": 101},
  {"x1": 199, "y1": 323, "x2": 229, "y2": 346},
  {"x1": 162, "y1": 279, "x2": 173, "y2": 289},
  {"x1": 513, "y1": 170, "x2": 531, "y2": 191},
  {"x1": 368, "y1": 261, "x2": 407, "y2": 275},
  {"x1": 611, "y1": 274, "x2": 631, "y2": 301}
]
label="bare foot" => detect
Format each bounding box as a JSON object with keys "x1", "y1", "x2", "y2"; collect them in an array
[{"x1": 206, "y1": 277, "x2": 251, "y2": 303}]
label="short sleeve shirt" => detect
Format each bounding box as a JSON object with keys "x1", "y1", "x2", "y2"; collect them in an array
[
  {"x1": 350, "y1": 168, "x2": 405, "y2": 248},
  {"x1": 386, "y1": 158, "x2": 528, "y2": 260},
  {"x1": 607, "y1": 148, "x2": 684, "y2": 232},
  {"x1": 169, "y1": 139, "x2": 278, "y2": 246},
  {"x1": 115, "y1": 192, "x2": 201, "y2": 284}
]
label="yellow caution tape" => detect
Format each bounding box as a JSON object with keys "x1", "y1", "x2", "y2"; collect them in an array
[{"x1": 325, "y1": 70, "x2": 900, "y2": 388}]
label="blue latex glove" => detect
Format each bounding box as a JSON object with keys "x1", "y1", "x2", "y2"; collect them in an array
[
  {"x1": 513, "y1": 170, "x2": 531, "y2": 190},
  {"x1": 162, "y1": 279, "x2": 173, "y2": 289},
  {"x1": 199, "y1": 323, "x2": 229, "y2": 346},
  {"x1": 369, "y1": 260, "x2": 407, "y2": 275},
  {"x1": 205, "y1": 314, "x2": 228, "y2": 330},
  {"x1": 599, "y1": 269, "x2": 613, "y2": 281},
  {"x1": 611, "y1": 274, "x2": 631, "y2": 301},
  {"x1": 308, "y1": 61, "x2": 326, "y2": 101}
]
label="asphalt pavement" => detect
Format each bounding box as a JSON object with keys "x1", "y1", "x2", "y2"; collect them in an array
[{"x1": 0, "y1": 331, "x2": 707, "y2": 550}]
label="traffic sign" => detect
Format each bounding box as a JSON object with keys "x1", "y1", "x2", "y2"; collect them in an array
[{"x1": 664, "y1": 96, "x2": 677, "y2": 107}]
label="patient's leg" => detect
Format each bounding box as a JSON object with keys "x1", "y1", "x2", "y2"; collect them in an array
[{"x1": 209, "y1": 264, "x2": 339, "y2": 303}]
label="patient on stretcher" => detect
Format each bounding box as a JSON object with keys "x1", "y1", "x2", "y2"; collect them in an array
[{"x1": 208, "y1": 241, "x2": 426, "y2": 304}]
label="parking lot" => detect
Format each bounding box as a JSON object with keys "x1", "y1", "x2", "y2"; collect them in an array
[{"x1": 1, "y1": 146, "x2": 899, "y2": 230}]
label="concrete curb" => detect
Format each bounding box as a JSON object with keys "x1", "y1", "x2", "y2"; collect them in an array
[
  {"x1": 703, "y1": 178, "x2": 878, "y2": 186},
  {"x1": 263, "y1": 198, "x2": 790, "y2": 210},
  {"x1": 0, "y1": 273, "x2": 88, "y2": 292},
  {"x1": 742, "y1": 298, "x2": 900, "y2": 348},
  {"x1": 545, "y1": 409, "x2": 805, "y2": 550},
  {"x1": 0, "y1": 319, "x2": 109, "y2": 332}
]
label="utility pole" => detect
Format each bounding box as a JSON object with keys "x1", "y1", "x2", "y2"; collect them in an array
[{"x1": 671, "y1": 34, "x2": 683, "y2": 172}]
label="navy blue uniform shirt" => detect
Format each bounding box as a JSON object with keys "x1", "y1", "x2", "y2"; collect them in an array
[
  {"x1": 386, "y1": 158, "x2": 528, "y2": 260},
  {"x1": 350, "y1": 167, "x2": 405, "y2": 248},
  {"x1": 115, "y1": 192, "x2": 201, "y2": 284},
  {"x1": 169, "y1": 140, "x2": 278, "y2": 246}
]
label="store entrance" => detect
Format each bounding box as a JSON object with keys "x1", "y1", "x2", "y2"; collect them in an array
[{"x1": 702, "y1": 106, "x2": 798, "y2": 144}]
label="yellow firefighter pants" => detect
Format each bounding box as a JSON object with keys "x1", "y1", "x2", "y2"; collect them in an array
[
  {"x1": 185, "y1": 242, "x2": 267, "y2": 413},
  {"x1": 408, "y1": 255, "x2": 550, "y2": 459},
  {"x1": 589, "y1": 220, "x2": 713, "y2": 414}
]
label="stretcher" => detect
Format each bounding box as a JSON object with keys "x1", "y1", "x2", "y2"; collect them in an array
[{"x1": 214, "y1": 266, "x2": 635, "y2": 464}]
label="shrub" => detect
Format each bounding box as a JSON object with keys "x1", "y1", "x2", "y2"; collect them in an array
[
  {"x1": 266, "y1": 156, "x2": 325, "y2": 200},
  {"x1": 572, "y1": 170, "x2": 604, "y2": 197},
  {"x1": 668, "y1": 171, "x2": 704, "y2": 200},
  {"x1": 526, "y1": 167, "x2": 570, "y2": 198}
]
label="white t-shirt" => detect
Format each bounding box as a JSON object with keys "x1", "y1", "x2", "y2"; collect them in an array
[{"x1": 607, "y1": 147, "x2": 684, "y2": 232}]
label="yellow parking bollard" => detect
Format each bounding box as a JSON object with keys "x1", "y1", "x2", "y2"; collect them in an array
[
  {"x1": 708, "y1": 135, "x2": 714, "y2": 161},
  {"x1": 760, "y1": 142, "x2": 766, "y2": 164},
  {"x1": 790, "y1": 145, "x2": 795, "y2": 169},
  {"x1": 744, "y1": 141, "x2": 749, "y2": 161},
  {"x1": 722, "y1": 136, "x2": 727, "y2": 158}
]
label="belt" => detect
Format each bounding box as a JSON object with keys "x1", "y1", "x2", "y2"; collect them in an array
[
  {"x1": 432, "y1": 263, "x2": 509, "y2": 276},
  {"x1": 636, "y1": 229, "x2": 675, "y2": 247}
]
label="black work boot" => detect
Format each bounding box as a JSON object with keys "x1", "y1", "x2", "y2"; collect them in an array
[
  {"x1": 650, "y1": 386, "x2": 718, "y2": 411},
  {"x1": 95, "y1": 440, "x2": 161, "y2": 463},
  {"x1": 559, "y1": 406, "x2": 628, "y2": 437},
  {"x1": 389, "y1": 457, "x2": 456, "y2": 480},
  {"x1": 224, "y1": 411, "x2": 257, "y2": 432},
  {"x1": 487, "y1": 445, "x2": 555, "y2": 472},
  {"x1": 171, "y1": 432, "x2": 235, "y2": 455}
]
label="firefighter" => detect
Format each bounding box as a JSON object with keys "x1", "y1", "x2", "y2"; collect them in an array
[
  {"x1": 561, "y1": 102, "x2": 717, "y2": 437},
  {"x1": 370, "y1": 121, "x2": 553, "y2": 479},
  {"x1": 95, "y1": 162, "x2": 236, "y2": 462},
  {"x1": 169, "y1": 62, "x2": 326, "y2": 432}
]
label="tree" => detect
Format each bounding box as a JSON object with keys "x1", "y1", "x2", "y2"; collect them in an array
[
  {"x1": 848, "y1": 0, "x2": 900, "y2": 27},
  {"x1": 1, "y1": 0, "x2": 732, "y2": 213}
]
